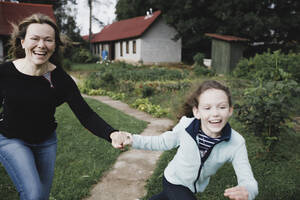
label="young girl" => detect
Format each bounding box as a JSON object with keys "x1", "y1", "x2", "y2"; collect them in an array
[{"x1": 111, "y1": 80, "x2": 258, "y2": 200}]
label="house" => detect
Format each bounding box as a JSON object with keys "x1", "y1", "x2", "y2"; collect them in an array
[
  {"x1": 205, "y1": 33, "x2": 248, "y2": 74},
  {"x1": 85, "y1": 10, "x2": 182, "y2": 64},
  {"x1": 0, "y1": 1, "x2": 56, "y2": 62}
]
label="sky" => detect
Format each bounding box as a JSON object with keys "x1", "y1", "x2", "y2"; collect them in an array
[{"x1": 73, "y1": 0, "x2": 117, "y2": 36}]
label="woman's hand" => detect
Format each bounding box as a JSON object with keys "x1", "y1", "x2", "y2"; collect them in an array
[
  {"x1": 110, "y1": 131, "x2": 133, "y2": 149},
  {"x1": 224, "y1": 186, "x2": 248, "y2": 200}
]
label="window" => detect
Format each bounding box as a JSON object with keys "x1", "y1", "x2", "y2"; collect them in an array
[
  {"x1": 133, "y1": 40, "x2": 136, "y2": 54},
  {"x1": 120, "y1": 41, "x2": 123, "y2": 57},
  {"x1": 126, "y1": 41, "x2": 129, "y2": 54}
]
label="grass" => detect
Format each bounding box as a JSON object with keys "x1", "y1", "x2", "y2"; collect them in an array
[
  {"x1": 0, "y1": 98, "x2": 148, "y2": 200},
  {"x1": 68, "y1": 63, "x2": 300, "y2": 199}
]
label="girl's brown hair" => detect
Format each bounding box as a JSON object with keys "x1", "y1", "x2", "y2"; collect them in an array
[
  {"x1": 179, "y1": 80, "x2": 232, "y2": 118},
  {"x1": 8, "y1": 13, "x2": 63, "y2": 66}
]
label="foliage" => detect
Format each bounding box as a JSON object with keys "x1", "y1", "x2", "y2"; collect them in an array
[
  {"x1": 234, "y1": 79, "x2": 300, "y2": 151},
  {"x1": 115, "y1": 0, "x2": 300, "y2": 61},
  {"x1": 192, "y1": 52, "x2": 215, "y2": 76},
  {"x1": 61, "y1": 58, "x2": 72, "y2": 71},
  {"x1": 82, "y1": 62, "x2": 189, "y2": 91},
  {"x1": 233, "y1": 50, "x2": 300, "y2": 83},
  {"x1": 131, "y1": 98, "x2": 168, "y2": 117},
  {"x1": 71, "y1": 48, "x2": 98, "y2": 64}
]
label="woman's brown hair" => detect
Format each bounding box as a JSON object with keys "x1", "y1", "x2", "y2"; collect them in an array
[
  {"x1": 8, "y1": 13, "x2": 63, "y2": 66},
  {"x1": 179, "y1": 80, "x2": 232, "y2": 118}
]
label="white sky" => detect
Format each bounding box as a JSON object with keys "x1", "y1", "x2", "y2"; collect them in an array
[{"x1": 73, "y1": 0, "x2": 117, "y2": 36}]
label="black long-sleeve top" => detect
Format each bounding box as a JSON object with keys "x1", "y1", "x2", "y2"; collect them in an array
[{"x1": 0, "y1": 61, "x2": 116, "y2": 144}]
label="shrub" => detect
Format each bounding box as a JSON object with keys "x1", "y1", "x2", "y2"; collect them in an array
[
  {"x1": 233, "y1": 50, "x2": 300, "y2": 83},
  {"x1": 71, "y1": 48, "x2": 98, "y2": 63},
  {"x1": 61, "y1": 58, "x2": 72, "y2": 71},
  {"x1": 193, "y1": 52, "x2": 215, "y2": 77},
  {"x1": 193, "y1": 52, "x2": 205, "y2": 66},
  {"x1": 235, "y1": 79, "x2": 300, "y2": 151},
  {"x1": 131, "y1": 98, "x2": 168, "y2": 117}
]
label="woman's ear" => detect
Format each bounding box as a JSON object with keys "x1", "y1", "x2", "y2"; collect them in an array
[
  {"x1": 21, "y1": 39, "x2": 25, "y2": 49},
  {"x1": 193, "y1": 106, "x2": 201, "y2": 119}
]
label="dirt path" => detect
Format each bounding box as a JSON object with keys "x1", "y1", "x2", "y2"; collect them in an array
[{"x1": 82, "y1": 95, "x2": 174, "y2": 200}]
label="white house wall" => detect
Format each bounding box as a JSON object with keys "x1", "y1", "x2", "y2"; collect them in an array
[
  {"x1": 115, "y1": 39, "x2": 142, "y2": 62},
  {"x1": 140, "y1": 18, "x2": 181, "y2": 64}
]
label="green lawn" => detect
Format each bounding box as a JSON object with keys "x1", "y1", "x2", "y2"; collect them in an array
[{"x1": 0, "y1": 98, "x2": 148, "y2": 200}]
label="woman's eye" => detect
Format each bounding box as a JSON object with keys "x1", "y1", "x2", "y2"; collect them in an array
[{"x1": 31, "y1": 37, "x2": 38, "y2": 41}]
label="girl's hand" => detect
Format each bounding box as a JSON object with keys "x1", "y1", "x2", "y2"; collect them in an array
[{"x1": 224, "y1": 186, "x2": 248, "y2": 200}]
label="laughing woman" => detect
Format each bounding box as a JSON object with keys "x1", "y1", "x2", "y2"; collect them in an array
[{"x1": 0, "y1": 14, "x2": 121, "y2": 200}]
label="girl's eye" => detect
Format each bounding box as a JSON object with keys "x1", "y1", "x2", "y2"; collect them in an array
[
  {"x1": 31, "y1": 37, "x2": 38, "y2": 41},
  {"x1": 204, "y1": 107, "x2": 210, "y2": 110}
]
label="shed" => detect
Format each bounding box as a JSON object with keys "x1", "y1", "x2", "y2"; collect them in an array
[{"x1": 205, "y1": 33, "x2": 248, "y2": 74}]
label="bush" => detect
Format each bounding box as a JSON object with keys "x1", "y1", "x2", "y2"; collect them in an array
[
  {"x1": 193, "y1": 52, "x2": 215, "y2": 76},
  {"x1": 131, "y1": 98, "x2": 168, "y2": 117},
  {"x1": 235, "y1": 79, "x2": 300, "y2": 151},
  {"x1": 71, "y1": 48, "x2": 98, "y2": 63},
  {"x1": 233, "y1": 50, "x2": 300, "y2": 83},
  {"x1": 193, "y1": 52, "x2": 205, "y2": 66},
  {"x1": 61, "y1": 58, "x2": 72, "y2": 71}
]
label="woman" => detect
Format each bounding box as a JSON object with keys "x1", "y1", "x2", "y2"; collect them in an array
[{"x1": 0, "y1": 13, "x2": 121, "y2": 199}]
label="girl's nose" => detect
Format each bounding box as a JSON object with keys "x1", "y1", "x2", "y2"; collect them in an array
[{"x1": 211, "y1": 107, "x2": 219, "y2": 116}]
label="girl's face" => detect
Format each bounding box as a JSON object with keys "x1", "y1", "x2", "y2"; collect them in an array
[
  {"x1": 21, "y1": 23, "x2": 56, "y2": 66},
  {"x1": 193, "y1": 88, "x2": 233, "y2": 137}
]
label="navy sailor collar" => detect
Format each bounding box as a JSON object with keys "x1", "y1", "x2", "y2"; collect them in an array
[{"x1": 185, "y1": 118, "x2": 231, "y2": 142}]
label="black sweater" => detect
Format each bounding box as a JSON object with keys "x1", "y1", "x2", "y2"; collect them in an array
[{"x1": 0, "y1": 62, "x2": 116, "y2": 144}]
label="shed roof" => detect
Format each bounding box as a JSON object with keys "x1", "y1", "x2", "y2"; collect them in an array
[
  {"x1": 0, "y1": 1, "x2": 55, "y2": 36},
  {"x1": 86, "y1": 10, "x2": 162, "y2": 43},
  {"x1": 205, "y1": 33, "x2": 248, "y2": 42}
]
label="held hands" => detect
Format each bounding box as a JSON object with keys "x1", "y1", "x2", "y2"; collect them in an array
[
  {"x1": 110, "y1": 131, "x2": 133, "y2": 149},
  {"x1": 224, "y1": 186, "x2": 248, "y2": 200}
]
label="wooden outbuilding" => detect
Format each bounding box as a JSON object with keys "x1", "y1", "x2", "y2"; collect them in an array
[{"x1": 205, "y1": 33, "x2": 248, "y2": 74}]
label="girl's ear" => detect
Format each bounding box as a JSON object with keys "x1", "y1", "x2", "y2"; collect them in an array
[{"x1": 193, "y1": 106, "x2": 201, "y2": 119}]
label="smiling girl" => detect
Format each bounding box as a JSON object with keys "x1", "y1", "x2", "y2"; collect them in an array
[{"x1": 113, "y1": 80, "x2": 258, "y2": 200}]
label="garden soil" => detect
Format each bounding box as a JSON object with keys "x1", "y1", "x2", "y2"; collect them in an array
[{"x1": 82, "y1": 95, "x2": 174, "y2": 200}]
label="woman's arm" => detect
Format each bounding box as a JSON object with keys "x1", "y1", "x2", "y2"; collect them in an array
[{"x1": 65, "y1": 75, "x2": 116, "y2": 142}]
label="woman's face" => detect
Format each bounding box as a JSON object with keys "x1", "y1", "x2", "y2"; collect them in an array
[{"x1": 21, "y1": 23, "x2": 56, "y2": 66}]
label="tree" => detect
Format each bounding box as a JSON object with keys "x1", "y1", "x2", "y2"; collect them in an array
[
  {"x1": 115, "y1": 0, "x2": 300, "y2": 62},
  {"x1": 86, "y1": 0, "x2": 112, "y2": 51},
  {"x1": 16, "y1": 0, "x2": 81, "y2": 42}
]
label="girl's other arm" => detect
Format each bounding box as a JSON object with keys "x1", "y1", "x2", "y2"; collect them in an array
[{"x1": 229, "y1": 142, "x2": 258, "y2": 200}]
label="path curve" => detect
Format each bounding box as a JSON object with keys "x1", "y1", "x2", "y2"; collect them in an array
[{"x1": 83, "y1": 95, "x2": 174, "y2": 200}]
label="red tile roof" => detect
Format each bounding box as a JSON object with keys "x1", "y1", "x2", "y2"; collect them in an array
[
  {"x1": 205, "y1": 33, "x2": 248, "y2": 42},
  {"x1": 0, "y1": 1, "x2": 55, "y2": 36},
  {"x1": 86, "y1": 10, "x2": 162, "y2": 43}
]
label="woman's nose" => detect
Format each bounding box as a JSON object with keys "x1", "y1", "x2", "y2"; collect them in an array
[{"x1": 37, "y1": 39, "x2": 45, "y2": 47}]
